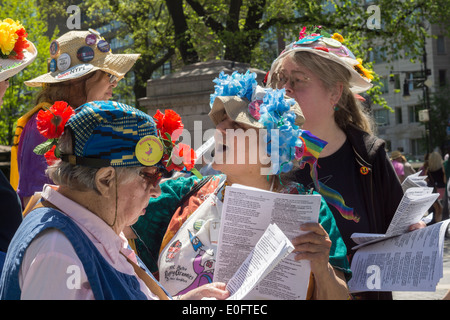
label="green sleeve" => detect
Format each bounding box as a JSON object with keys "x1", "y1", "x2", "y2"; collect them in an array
[
  {"x1": 317, "y1": 194, "x2": 352, "y2": 281},
  {"x1": 132, "y1": 175, "x2": 200, "y2": 272}
]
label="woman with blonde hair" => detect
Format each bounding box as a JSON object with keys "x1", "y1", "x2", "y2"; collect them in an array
[{"x1": 267, "y1": 26, "x2": 424, "y2": 299}]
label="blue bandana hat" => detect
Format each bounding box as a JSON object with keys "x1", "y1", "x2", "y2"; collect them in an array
[{"x1": 66, "y1": 100, "x2": 157, "y2": 167}]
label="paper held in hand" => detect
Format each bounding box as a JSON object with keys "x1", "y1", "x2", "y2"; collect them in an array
[
  {"x1": 350, "y1": 186, "x2": 438, "y2": 249},
  {"x1": 225, "y1": 223, "x2": 294, "y2": 300},
  {"x1": 348, "y1": 174, "x2": 449, "y2": 293},
  {"x1": 213, "y1": 184, "x2": 321, "y2": 300}
]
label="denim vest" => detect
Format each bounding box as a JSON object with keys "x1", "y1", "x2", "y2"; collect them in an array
[{"x1": 0, "y1": 207, "x2": 167, "y2": 300}]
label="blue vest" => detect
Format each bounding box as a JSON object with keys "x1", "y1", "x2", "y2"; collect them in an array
[{"x1": 0, "y1": 207, "x2": 169, "y2": 300}]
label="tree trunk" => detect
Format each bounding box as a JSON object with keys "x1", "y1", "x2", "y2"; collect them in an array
[{"x1": 165, "y1": 0, "x2": 199, "y2": 64}]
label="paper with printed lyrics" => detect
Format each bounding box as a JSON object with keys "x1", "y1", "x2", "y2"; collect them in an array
[
  {"x1": 348, "y1": 220, "x2": 450, "y2": 292},
  {"x1": 225, "y1": 223, "x2": 294, "y2": 300},
  {"x1": 351, "y1": 187, "x2": 438, "y2": 249},
  {"x1": 401, "y1": 170, "x2": 427, "y2": 193},
  {"x1": 213, "y1": 184, "x2": 321, "y2": 300}
]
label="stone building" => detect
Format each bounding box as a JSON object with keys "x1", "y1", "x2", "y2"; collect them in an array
[{"x1": 139, "y1": 60, "x2": 266, "y2": 152}]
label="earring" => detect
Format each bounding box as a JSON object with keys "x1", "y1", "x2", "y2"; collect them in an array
[{"x1": 334, "y1": 105, "x2": 339, "y2": 111}]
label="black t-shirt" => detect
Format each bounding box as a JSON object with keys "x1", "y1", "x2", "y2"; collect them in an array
[
  {"x1": 294, "y1": 139, "x2": 370, "y2": 252},
  {"x1": 0, "y1": 170, "x2": 22, "y2": 252}
]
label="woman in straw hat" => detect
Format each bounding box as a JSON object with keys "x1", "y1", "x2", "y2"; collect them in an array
[
  {"x1": 266, "y1": 26, "x2": 425, "y2": 299},
  {"x1": 10, "y1": 29, "x2": 140, "y2": 209},
  {"x1": 130, "y1": 71, "x2": 351, "y2": 300},
  {"x1": 0, "y1": 100, "x2": 229, "y2": 300},
  {"x1": 0, "y1": 18, "x2": 37, "y2": 257}
]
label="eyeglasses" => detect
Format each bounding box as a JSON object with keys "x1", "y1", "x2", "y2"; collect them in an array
[
  {"x1": 138, "y1": 167, "x2": 163, "y2": 188},
  {"x1": 272, "y1": 71, "x2": 310, "y2": 90},
  {"x1": 103, "y1": 71, "x2": 118, "y2": 84}
]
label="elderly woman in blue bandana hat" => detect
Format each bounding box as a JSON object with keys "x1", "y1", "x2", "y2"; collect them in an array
[
  {"x1": 0, "y1": 100, "x2": 229, "y2": 300},
  {"x1": 130, "y1": 71, "x2": 351, "y2": 300}
]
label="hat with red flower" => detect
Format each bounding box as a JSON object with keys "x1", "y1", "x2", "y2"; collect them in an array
[
  {"x1": 33, "y1": 100, "x2": 198, "y2": 176},
  {"x1": 0, "y1": 18, "x2": 37, "y2": 82}
]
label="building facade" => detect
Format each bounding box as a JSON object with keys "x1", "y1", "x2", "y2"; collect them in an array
[{"x1": 371, "y1": 23, "x2": 450, "y2": 161}]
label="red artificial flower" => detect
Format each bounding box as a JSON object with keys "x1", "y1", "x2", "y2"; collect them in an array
[
  {"x1": 165, "y1": 143, "x2": 196, "y2": 172},
  {"x1": 298, "y1": 27, "x2": 307, "y2": 40},
  {"x1": 36, "y1": 101, "x2": 75, "y2": 139},
  {"x1": 314, "y1": 46, "x2": 329, "y2": 52},
  {"x1": 44, "y1": 145, "x2": 58, "y2": 166},
  {"x1": 12, "y1": 28, "x2": 29, "y2": 60},
  {"x1": 154, "y1": 109, "x2": 184, "y2": 141}
]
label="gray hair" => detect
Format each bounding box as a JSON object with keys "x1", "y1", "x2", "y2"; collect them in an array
[{"x1": 46, "y1": 128, "x2": 142, "y2": 191}]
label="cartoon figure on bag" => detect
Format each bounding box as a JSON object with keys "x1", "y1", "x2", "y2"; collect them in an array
[{"x1": 176, "y1": 230, "x2": 215, "y2": 295}]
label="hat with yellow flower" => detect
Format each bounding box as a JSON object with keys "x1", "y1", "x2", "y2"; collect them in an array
[
  {"x1": 0, "y1": 18, "x2": 37, "y2": 82},
  {"x1": 268, "y1": 26, "x2": 373, "y2": 93}
]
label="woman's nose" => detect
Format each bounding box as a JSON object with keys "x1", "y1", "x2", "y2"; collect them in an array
[{"x1": 149, "y1": 184, "x2": 161, "y2": 198}]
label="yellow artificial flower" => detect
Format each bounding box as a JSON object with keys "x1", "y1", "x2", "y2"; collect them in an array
[
  {"x1": 0, "y1": 21, "x2": 19, "y2": 56},
  {"x1": 354, "y1": 58, "x2": 374, "y2": 80},
  {"x1": 331, "y1": 33, "x2": 345, "y2": 43},
  {"x1": 3, "y1": 18, "x2": 24, "y2": 32}
]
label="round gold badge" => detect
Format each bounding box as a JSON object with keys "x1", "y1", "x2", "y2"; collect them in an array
[{"x1": 135, "y1": 135, "x2": 164, "y2": 166}]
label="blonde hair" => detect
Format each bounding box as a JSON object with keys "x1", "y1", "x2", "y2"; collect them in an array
[
  {"x1": 428, "y1": 151, "x2": 443, "y2": 171},
  {"x1": 268, "y1": 51, "x2": 374, "y2": 134}
]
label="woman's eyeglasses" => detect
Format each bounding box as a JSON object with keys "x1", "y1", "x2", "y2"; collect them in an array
[
  {"x1": 103, "y1": 71, "x2": 118, "y2": 84},
  {"x1": 139, "y1": 167, "x2": 163, "y2": 188},
  {"x1": 272, "y1": 71, "x2": 310, "y2": 90}
]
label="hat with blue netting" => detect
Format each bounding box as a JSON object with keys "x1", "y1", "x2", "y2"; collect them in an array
[{"x1": 61, "y1": 100, "x2": 163, "y2": 168}]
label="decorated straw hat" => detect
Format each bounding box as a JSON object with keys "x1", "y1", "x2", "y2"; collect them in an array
[
  {"x1": 0, "y1": 19, "x2": 37, "y2": 82},
  {"x1": 24, "y1": 29, "x2": 140, "y2": 87},
  {"x1": 269, "y1": 26, "x2": 373, "y2": 94}
]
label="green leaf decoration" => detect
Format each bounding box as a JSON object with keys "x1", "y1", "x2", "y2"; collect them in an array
[{"x1": 33, "y1": 139, "x2": 56, "y2": 155}]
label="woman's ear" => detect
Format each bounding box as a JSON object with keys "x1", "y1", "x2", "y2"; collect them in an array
[
  {"x1": 95, "y1": 167, "x2": 116, "y2": 197},
  {"x1": 330, "y1": 82, "x2": 344, "y2": 106}
]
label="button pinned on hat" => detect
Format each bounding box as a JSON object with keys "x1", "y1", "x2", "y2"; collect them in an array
[
  {"x1": 77, "y1": 46, "x2": 95, "y2": 62},
  {"x1": 49, "y1": 59, "x2": 57, "y2": 72},
  {"x1": 97, "y1": 40, "x2": 110, "y2": 52},
  {"x1": 57, "y1": 53, "x2": 71, "y2": 71},
  {"x1": 85, "y1": 33, "x2": 97, "y2": 45},
  {"x1": 135, "y1": 135, "x2": 164, "y2": 166},
  {"x1": 88, "y1": 28, "x2": 101, "y2": 36},
  {"x1": 322, "y1": 37, "x2": 342, "y2": 48},
  {"x1": 49, "y1": 40, "x2": 59, "y2": 57}
]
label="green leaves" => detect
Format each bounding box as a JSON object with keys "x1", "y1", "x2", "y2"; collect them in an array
[{"x1": 33, "y1": 138, "x2": 57, "y2": 155}]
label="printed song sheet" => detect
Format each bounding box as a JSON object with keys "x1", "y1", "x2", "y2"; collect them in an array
[
  {"x1": 348, "y1": 220, "x2": 450, "y2": 292},
  {"x1": 213, "y1": 184, "x2": 321, "y2": 300},
  {"x1": 226, "y1": 223, "x2": 294, "y2": 300},
  {"x1": 351, "y1": 187, "x2": 438, "y2": 249}
]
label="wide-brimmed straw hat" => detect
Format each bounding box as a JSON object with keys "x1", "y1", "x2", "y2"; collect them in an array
[
  {"x1": 0, "y1": 19, "x2": 37, "y2": 82},
  {"x1": 268, "y1": 26, "x2": 373, "y2": 94},
  {"x1": 24, "y1": 29, "x2": 140, "y2": 87}
]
